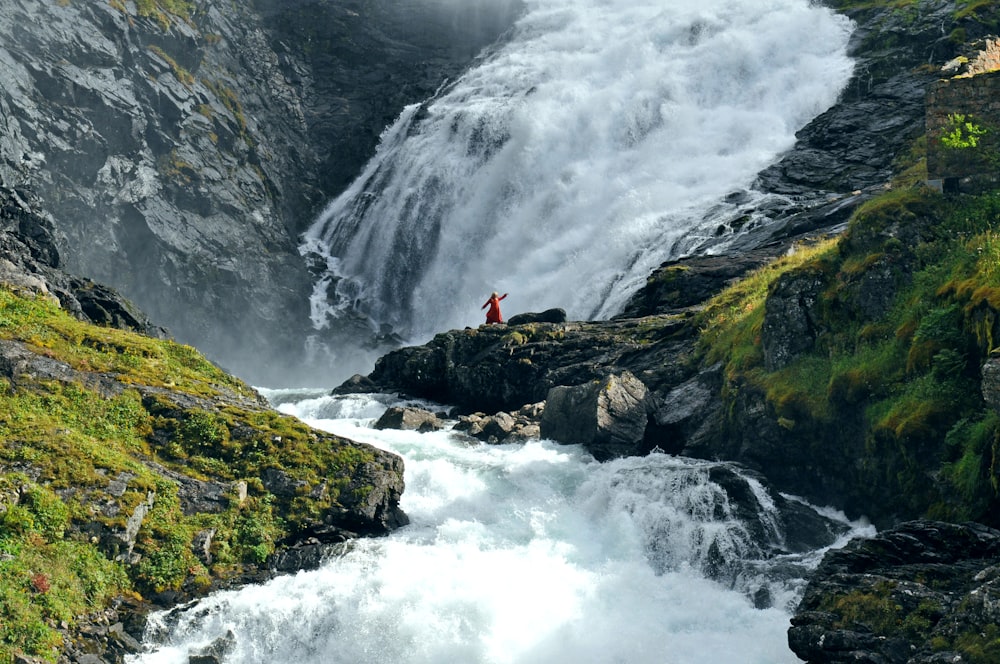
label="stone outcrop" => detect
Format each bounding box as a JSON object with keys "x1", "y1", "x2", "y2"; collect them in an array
[
  {"x1": 357, "y1": 314, "x2": 698, "y2": 420},
  {"x1": 789, "y1": 520, "x2": 1000, "y2": 664},
  {"x1": 981, "y1": 355, "x2": 1000, "y2": 414},
  {"x1": 760, "y1": 268, "x2": 826, "y2": 371}
]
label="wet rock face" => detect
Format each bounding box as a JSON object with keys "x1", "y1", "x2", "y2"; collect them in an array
[
  {"x1": 252, "y1": 0, "x2": 526, "y2": 199},
  {"x1": 0, "y1": 0, "x2": 317, "y2": 385},
  {"x1": 757, "y1": 0, "x2": 967, "y2": 197},
  {"x1": 0, "y1": 0, "x2": 521, "y2": 387}
]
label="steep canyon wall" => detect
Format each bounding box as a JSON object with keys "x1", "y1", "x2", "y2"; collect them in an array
[{"x1": 0, "y1": 0, "x2": 520, "y2": 386}]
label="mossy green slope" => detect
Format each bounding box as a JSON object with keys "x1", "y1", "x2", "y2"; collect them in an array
[
  {"x1": 698, "y1": 186, "x2": 1000, "y2": 528},
  {"x1": 0, "y1": 287, "x2": 401, "y2": 664}
]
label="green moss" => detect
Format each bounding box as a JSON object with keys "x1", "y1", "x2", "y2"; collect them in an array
[
  {"x1": 820, "y1": 581, "x2": 945, "y2": 644},
  {"x1": 502, "y1": 331, "x2": 527, "y2": 346},
  {"x1": 843, "y1": 187, "x2": 943, "y2": 254},
  {"x1": 202, "y1": 79, "x2": 249, "y2": 136},
  {"x1": 767, "y1": 357, "x2": 835, "y2": 422},
  {"x1": 823, "y1": 581, "x2": 902, "y2": 634},
  {"x1": 956, "y1": 0, "x2": 999, "y2": 21},
  {"x1": 0, "y1": 288, "x2": 247, "y2": 398},
  {"x1": 953, "y1": 623, "x2": 1000, "y2": 663}
]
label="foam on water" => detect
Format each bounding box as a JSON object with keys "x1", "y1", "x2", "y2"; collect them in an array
[{"x1": 128, "y1": 391, "x2": 873, "y2": 664}]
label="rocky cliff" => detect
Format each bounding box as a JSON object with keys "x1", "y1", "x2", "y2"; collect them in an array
[
  {"x1": 789, "y1": 521, "x2": 1000, "y2": 663},
  {"x1": 0, "y1": 0, "x2": 520, "y2": 387},
  {"x1": 349, "y1": 0, "x2": 1000, "y2": 527}
]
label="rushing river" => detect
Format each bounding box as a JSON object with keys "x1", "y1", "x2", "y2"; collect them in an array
[{"x1": 128, "y1": 391, "x2": 873, "y2": 664}]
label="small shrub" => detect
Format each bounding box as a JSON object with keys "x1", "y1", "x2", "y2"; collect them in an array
[{"x1": 941, "y1": 113, "x2": 987, "y2": 150}]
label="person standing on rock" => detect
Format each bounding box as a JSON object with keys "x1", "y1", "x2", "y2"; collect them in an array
[{"x1": 482, "y1": 291, "x2": 508, "y2": 325}]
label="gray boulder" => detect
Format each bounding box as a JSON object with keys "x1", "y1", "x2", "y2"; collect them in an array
[
  {"x1": 540, "y1": 371, "x2": 652, "y2": 460},
  {"x1": 507, "y1": 309, "x2": 567, "y2": 326},
  {"x1": 374, "y1": 406, "x2": 444, "y2": 432}
]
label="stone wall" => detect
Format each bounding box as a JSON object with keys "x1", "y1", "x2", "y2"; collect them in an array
[{"x1": 926, "y1": 42, "x2": 1000, "y2": 190}]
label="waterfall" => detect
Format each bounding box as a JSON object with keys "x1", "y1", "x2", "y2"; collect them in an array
[
  {"x1": 122, "y1": 3, "x2": 866, "y2": 661},
  {"x1": 300, "y1": 0, "x2": 854, "y2": 356},
  {"x1": 128, "y1": 391, "x2": 873, "y2": 664}
]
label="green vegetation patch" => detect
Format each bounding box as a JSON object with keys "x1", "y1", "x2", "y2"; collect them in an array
[
  {"x1": 696, "y1": 237, "x2": 839, "y2": 378},
  {"x1": 820, "y1": 580, "x2": 944, "y2": 642},
  {"x1": 0, "y1": 287, "x2": 246, "y2": 398},
  {"x1": 147, "y1": 45, "x2": 194, "y2": 86},
  {"x1": 1, "y1": 488, "x2": 131, "y2": 663},
  {"x1": 698, "y1": 186, "x2": 1000, "y2": 525}
]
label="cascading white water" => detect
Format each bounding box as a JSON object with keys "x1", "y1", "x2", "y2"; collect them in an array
[
  {"x1": 301, "y1": 0, "x2": 854, "y2": 352},
  {"x1": 128, "y1": 391, "x2": 873, "y2": 664}
]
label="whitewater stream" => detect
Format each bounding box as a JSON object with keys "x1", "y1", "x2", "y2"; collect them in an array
[{"x1": 129, "y1": 391, "x2": 873, "y2": 664}]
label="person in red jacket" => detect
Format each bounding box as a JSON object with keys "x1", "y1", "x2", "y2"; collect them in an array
[{"x1": 482, "y1": 291, "x2": 508, "y2": 324}]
